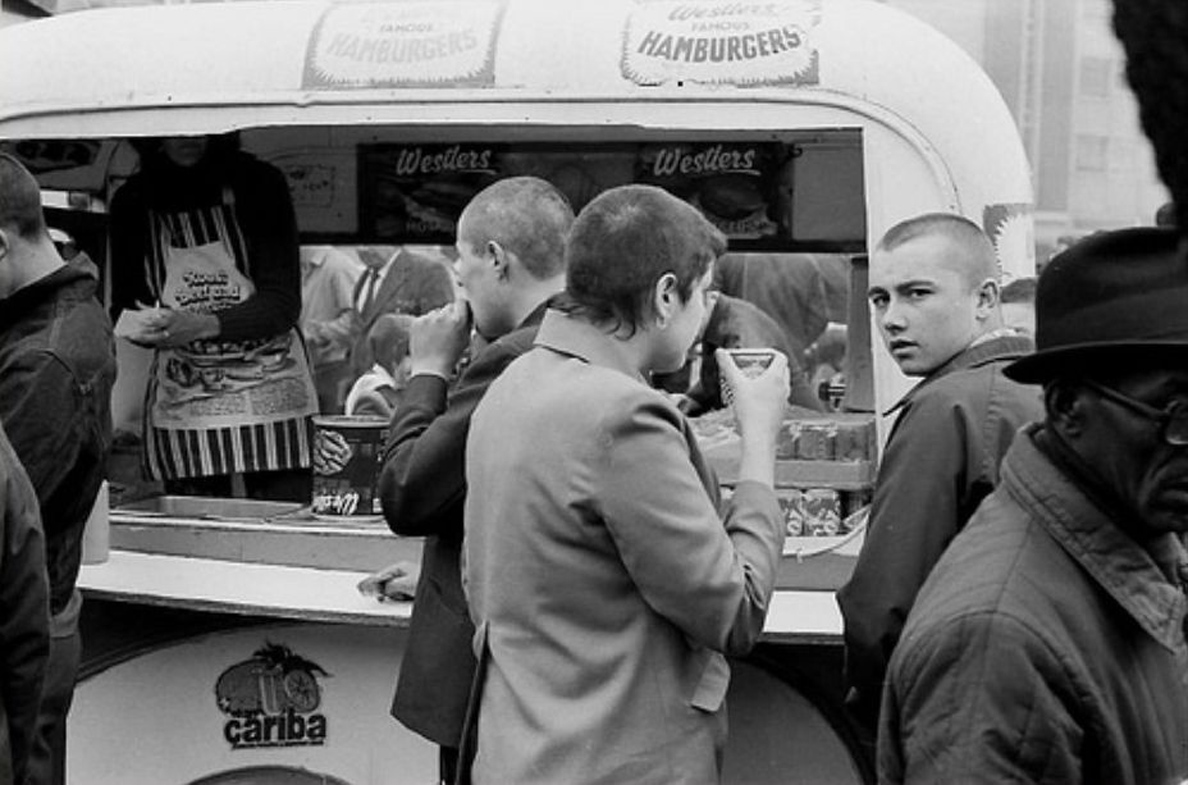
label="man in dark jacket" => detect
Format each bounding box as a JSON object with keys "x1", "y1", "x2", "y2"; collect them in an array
[
  {"x1": 837, "y1": 213, "x2": 1042, "y2": 738},
  {"x1": 376, "y1": 176, "x2": 573, "y2": 785},
  {"x1": 881, "y1": 227, "x2": 1188, "y2": 784},
  {"x1": 0, "y1": 153, "x2": 117, "y2": 785},
  {"x1": 348, "y1": 244, "x2": 455, "y2": 379},
  {"x1": 0, "y1": 423, "x2": 49, "y2": 785}
]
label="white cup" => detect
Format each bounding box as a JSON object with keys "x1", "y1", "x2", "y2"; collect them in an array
[{"x1": 81, "y1": 479, "x2": 110, "y2": 565}]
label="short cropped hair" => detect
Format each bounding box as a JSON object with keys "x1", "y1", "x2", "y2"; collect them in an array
[
  {"x1": 0, "y1": 153, "x2": 47, "y2": 241},
  {"x1": 564, "y1": 184, "x2": 726, "y2": 336},
  {"x1": 368, "y1": 313, "x2": 414, "y2": 371},
  {"x1": 458, "y1": 176, "x2": 575, "y2": 280},
  {"x1": 877, "y1": 212, "x2": 999, "y2": 288},
  {"x1": 1000, "y1": 276, "x2": 1037, "y2": 305}
]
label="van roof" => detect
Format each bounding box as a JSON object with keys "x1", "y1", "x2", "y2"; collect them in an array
[{"x1": 0, "y1": 0, "x2": 1014, "y2": 144}]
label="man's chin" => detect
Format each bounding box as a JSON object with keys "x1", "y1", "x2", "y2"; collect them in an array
[{"x1": 893, "y1": 360, "x2": 930, "y2": 378}]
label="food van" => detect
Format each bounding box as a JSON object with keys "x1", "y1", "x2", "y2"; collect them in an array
[{"x1": 0, "y1": 1, "x2": 1034, "y2": 783}]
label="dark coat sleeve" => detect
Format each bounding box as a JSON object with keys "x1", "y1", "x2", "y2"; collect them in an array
[
  {"x1": 0, "y1": 427, "x2": 50, "y2": 785},
  {"x1": 108, "y1": 179, "x2": 156, "y2": 320},
  {"x1": 837, "y1": 390, "x2": 976, "y2": 730},
  {"x1": 215, "y1": 160, "x2": 302, "y2": 340},
  {"x1": 378, "y1": 340, "x2": 521, "y2": 538}
]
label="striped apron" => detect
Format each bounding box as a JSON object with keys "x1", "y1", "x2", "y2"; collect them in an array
[{"x1": 142, "y1": 188, "x2": 316, "y2": 480}]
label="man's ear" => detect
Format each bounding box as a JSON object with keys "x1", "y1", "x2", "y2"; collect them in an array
[
  {"x1": 975, "y1": 278, "x2": 1000, "y2": 319},
  {"x1": 653, "y1": 272, "x2": 678, "y2": 328},
  {"x1": 1045, "y1": 380, "x2": 1086, "y2": 439},
  {"x1": 488, "y1": 240, "x2": 510, "y2": 281}
]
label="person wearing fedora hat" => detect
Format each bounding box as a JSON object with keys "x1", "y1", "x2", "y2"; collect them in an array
[
  {"x1": 878, "y1": 226, "x2": 1188, "y2": 783},
  {"x1": 837, "y1": 213, "x2": 1042, "y2": 743}
]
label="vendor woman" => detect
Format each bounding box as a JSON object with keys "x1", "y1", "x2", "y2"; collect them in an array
[{"x1": 110, "y1": 134, "x2": 317, "y2": 502}]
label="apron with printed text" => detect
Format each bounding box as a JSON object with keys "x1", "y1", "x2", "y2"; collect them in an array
[{"x1": 143, "y1": 188, "x2": 316, "y2": 480}]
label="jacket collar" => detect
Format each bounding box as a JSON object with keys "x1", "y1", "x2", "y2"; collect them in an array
[
  {"x1": 1003, "y1": 426, "x2": 1188, "y2": 652},
  {"x1": 533, "y1": 309, "x2": 645, "y2": 381},
  {"x1": 518, "y1": 296, "x2": 556, "y2": 331},
  {"x1": 0, "y1": 262, "x2": 95, "y2": 331},
  {"x1": 886, "y1": 332, "x2": 1035, "y2": 415}
]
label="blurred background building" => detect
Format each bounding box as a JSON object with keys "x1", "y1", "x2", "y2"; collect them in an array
[{"x1": 885, "y1": 0, "x2": 1170, "y2": 261}]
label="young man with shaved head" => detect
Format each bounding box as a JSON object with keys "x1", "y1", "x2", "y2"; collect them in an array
[
  {"x1": 837, "y1": 213, "x2": 1042, "y2": 743},
  {"x1": 0, "y1": 152, "x2": 116, "y2": 785},
  {"x1": 376, "y1": 176, "x2": 574, "y2": 784}
]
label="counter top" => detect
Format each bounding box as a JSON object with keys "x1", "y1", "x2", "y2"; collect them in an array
[
  {"x1": 80, "y1": 550, "x2": 411, "y2": 627},
  {"x1": 79, "y1": 549, "x2": 843, "y2": 643}
]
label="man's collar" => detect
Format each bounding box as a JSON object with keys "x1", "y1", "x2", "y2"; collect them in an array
[
  {"x1": 1005, "y1": 427, "x2": 1188, "y2": 651},
  {"x1": 885, "y1": 332, "x2": 1035, "y2": 415},
  {"x1": 0, "y1": 262, "x2": 83, "y2": 325},
  {"x1": 516, "y1": 293, "x2": 563, "y2": 331},
  {"x1": 532, "y1": 309, "x2": 644, "y2": 381}
]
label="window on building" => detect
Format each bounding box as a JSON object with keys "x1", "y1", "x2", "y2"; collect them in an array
[
  {"x1": 1075, "y1": 135, "x2": 1109, "y2": 171},
  {"x1": 1079, "y1": 57, "x2": 1112, "y2": 98}
]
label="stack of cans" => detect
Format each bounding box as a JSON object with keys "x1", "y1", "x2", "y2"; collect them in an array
[
  {"x1": 777, "y1": 488, "x2": 872, "y2": 537},
  {"x1": 775, "y1": 416, "x2": 875, "y2": 462}
]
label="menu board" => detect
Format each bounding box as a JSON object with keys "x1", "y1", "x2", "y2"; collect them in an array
[
  {"x1": 635, "y1": 142, "x2": 788, "y2": 241},
  {"x1": 359, "y1": 144, "x2": 502, "y2": 243},
  {"x1": 357, "y1": 137, "x2": 864, "y2": 250}
]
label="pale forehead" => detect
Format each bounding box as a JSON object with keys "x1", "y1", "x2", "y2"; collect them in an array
[
  {"x1": 870, "y1": 233, "x2": 978, "y2": 287},
  {"x1": 454, "y1": 209, "x2": 480, "y2": 252}
]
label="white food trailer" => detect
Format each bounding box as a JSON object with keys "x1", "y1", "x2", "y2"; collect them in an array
[{"x1": 0, "y1": 1, "x2": 1035, "y2": 782}]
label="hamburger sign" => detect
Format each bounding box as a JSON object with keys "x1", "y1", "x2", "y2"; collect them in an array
[{"x1": 622, "y1": 0, "x2": 821, "y2": 87}]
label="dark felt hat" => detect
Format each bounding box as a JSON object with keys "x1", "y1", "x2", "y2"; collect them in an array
[{"x1": 1004, "y1": 227, "x2": 1188, "y2": 383}]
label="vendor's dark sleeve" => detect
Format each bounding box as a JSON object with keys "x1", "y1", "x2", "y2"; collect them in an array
[
  {"x1": 378, "y1": 341, "x2": 523, "y2": 538},
  {"x1": 108, "y1": 181, "x2": 156, "y2": 320},
  {"x1": 215, "y1": 161, "x2": 302, "y2": 340}
]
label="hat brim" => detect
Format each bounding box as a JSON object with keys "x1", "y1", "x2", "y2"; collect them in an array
[{"x1": 1004, "y1": 341, "x2": 1188, "y2": 383}]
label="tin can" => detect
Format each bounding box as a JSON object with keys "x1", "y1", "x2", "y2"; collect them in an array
[
  {"x1": 719, "y1": 348, "x2": 777, "y2": 406},
  {"x1": 311, "y1": 415, "x2": 388, "y2": 520},
  {"x1": 778, "y1": 489, "x2": 806, "y2": 537},
  {"x1": 802, "y1": 488, "x2": 842, "y2": 536}
]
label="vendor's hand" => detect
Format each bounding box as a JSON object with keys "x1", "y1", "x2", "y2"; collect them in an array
[
  {"x1": 312, "y1": 428, "x2": 352, "y2": 475},
  {"x1": 138, "y1": 307, "x2": 220, "y2": 348},
  {"x1": 356, "y1": 561, "x2": 420, "y2": 602},
  {"x1": 409, "y1": 301, "x2": 473, "y2": 379},
  {"x1": 716, "y1": 348, "x2": 789, "y2": 440}
]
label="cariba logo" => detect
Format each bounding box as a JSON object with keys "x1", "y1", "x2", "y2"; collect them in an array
[{"x1": 215, "y1": 642, "x2": 330, "y2": 750}]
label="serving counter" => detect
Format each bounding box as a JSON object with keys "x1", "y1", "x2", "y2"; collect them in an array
[{"x1": 71, "y1": 440, "x2": 873, "y2": 785}]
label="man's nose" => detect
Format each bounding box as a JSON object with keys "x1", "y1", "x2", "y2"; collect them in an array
[{"x1": 880, "y1": 300, "x2": 907, "y2": 332}]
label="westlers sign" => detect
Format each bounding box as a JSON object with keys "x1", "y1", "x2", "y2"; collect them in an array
[{"x1": 215, "y1": 642, "x2": 330, "y2": 750}]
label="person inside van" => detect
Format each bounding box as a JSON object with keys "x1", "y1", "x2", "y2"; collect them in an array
[
  {"x1": 344, "y1": 313, "x2": 414, "y2": 419},
  {"x1": 109, "y1": 133, "x2": 318, "y2": 502}
]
